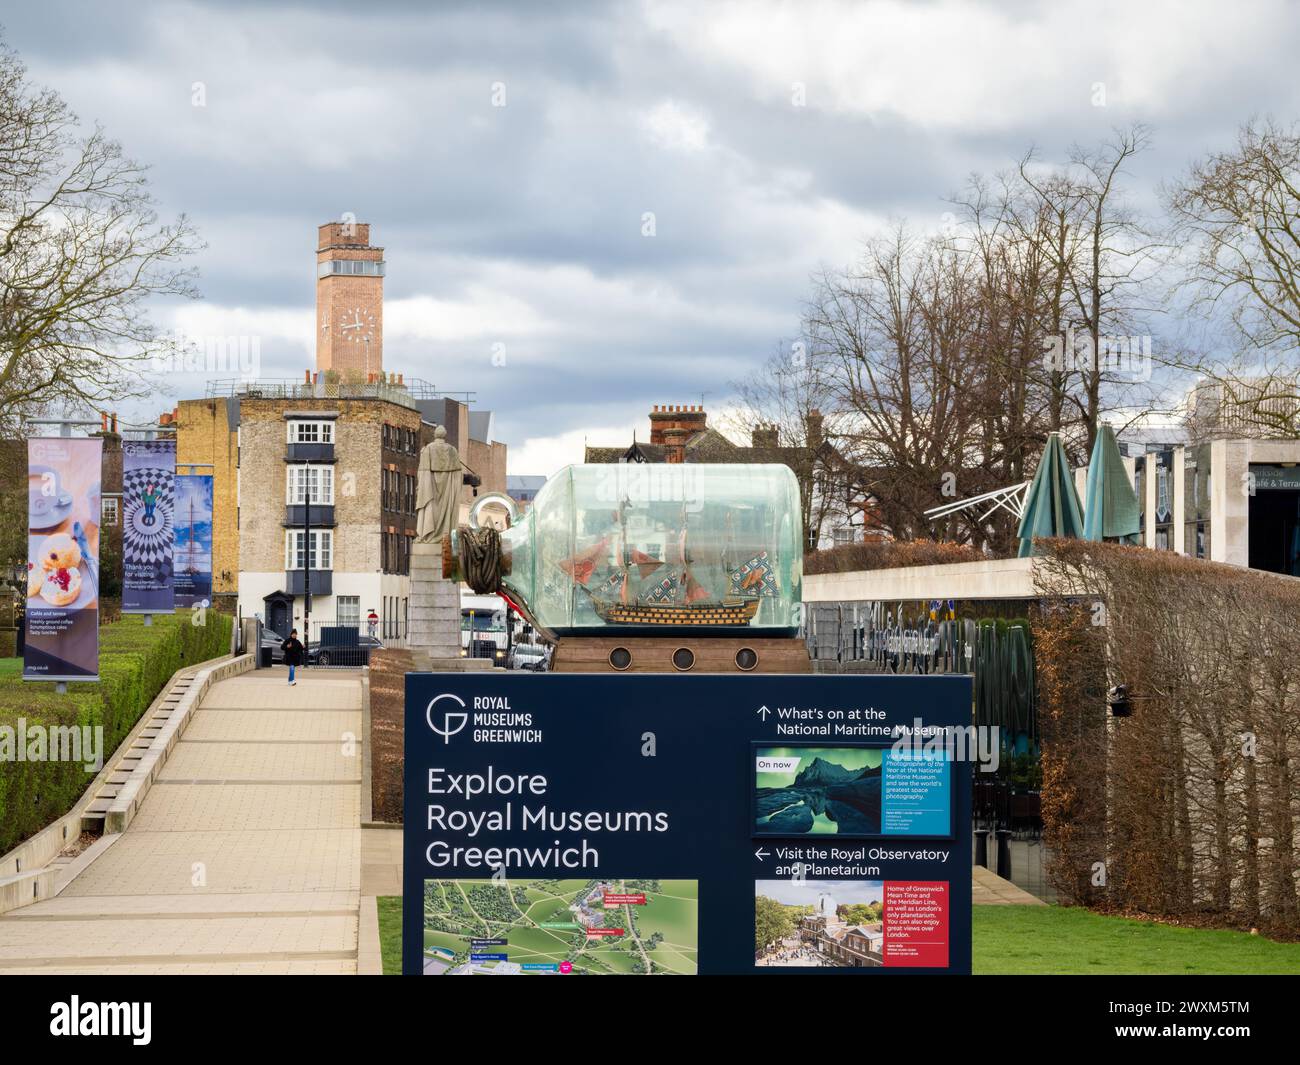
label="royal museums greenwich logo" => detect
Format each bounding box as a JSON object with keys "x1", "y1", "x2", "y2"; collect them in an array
[{"x1": 425, "y1": 692, "x2": 543, "y2": 744}]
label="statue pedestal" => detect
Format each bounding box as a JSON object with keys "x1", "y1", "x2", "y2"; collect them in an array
[{"x1": 408, "y1": 541, "x2": 463, "y2": 665}]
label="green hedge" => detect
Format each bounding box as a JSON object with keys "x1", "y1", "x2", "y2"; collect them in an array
[{"x1": 0, "y1": 611, "x2": 232, "y2": 854}]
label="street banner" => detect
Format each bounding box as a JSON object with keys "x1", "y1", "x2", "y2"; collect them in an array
[
  {"x1": 403, "y1": 673, "x2": 972, "y2": 975},
  {"x1": 122, "y1": 439, "x2": 175, "y2": 614},
  {"x1": 24, "y1": 437, "x2": 103, "y2": 681},
  {"x1": 174, "y1": 473, "x2": 213, "y2": 610}
]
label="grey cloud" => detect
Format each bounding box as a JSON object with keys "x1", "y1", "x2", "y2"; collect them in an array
[{"x1": 6, "y1": 1, "x2": 1300, "y2": 466}]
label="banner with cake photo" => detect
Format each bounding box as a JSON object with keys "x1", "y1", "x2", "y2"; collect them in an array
[
  {"x1": 122, "y1": 439, "x2": 176, "y2": 614},
  {"x1": 23, "y1": 437, "x2": 103, "y2": 682}
]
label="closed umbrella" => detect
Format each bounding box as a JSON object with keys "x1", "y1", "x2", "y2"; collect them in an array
[
  {"x1": 1017, "y1": 432, "x2": 1085, "y2": 557},
  {"x1": 1083, "y1": 423, "x2": 1140, "y2": 543}
]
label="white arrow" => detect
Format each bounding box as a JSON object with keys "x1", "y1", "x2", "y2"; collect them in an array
[
  {"x1": 755, "y1": 847, "x2": 770, "y2": 861},
  {"x1": 756, "y1": 705, "x2": 770, "y2": 720}
]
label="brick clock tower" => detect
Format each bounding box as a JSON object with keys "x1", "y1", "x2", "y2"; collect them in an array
[{"x1": 316, "y1": 221, "x2": 385, "y2": 376}]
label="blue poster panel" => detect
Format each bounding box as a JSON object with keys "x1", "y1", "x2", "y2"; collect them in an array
[
  {"x1": 24, "y1": 437, "x2": 102, "y2": 681},
  {"x1": 173, "y1": 474, "x2": 213, "y2": 610},
  {"x1": 403, "y1": 673, "x2": 972, "y2": 975},
  {"x1": 122, "y1": 439, "x2": 175, "y2": 614}
]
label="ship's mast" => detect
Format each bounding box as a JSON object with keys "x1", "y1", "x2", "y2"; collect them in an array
[{"x1": 617, "y1": 496, "x2": 630, "y2": 604}]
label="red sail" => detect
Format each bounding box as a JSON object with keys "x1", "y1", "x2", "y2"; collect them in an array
[{"x1": 559, "y1": 537, "x2": 609, "y2": 586}]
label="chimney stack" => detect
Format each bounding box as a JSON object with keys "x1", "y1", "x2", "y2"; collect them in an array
[
  {"x1": 648, "y1": 402, "x2": 707, "y2": 445},
  {"x1": 662, "y1": 426, "x2": 689, "y2": 464},
  {"x1": 806, "y1": 409, "x2": 824, "y2": 449}
]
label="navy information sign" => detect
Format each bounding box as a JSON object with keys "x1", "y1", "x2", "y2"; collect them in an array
[{"x1": 403, "y1": 673, "x2": 972, "y2": 975}]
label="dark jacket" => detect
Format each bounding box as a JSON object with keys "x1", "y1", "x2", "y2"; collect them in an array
[{"x1": 281, "y1": 637, "x2": 304, "y2": 666}]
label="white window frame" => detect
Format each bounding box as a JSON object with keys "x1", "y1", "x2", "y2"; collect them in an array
[
  {"x1": 337, "y1": 595, "x2": 360, "y2": 628},
  {"x1": 284, "y1": 529, "x2": 333, "y2": 570},
  {"x1": 101, "y1": 496, "x2": 120, "y2": 526},
  {"x1": 286, "y1": 465, "x2": 334, "y2": 505},
  {"x1": 287, "y1": 420, "x2": 334, "y2": 445}
]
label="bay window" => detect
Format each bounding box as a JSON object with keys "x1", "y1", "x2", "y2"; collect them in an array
[{"x1": 285, "y1": 529, "x2": 333, "y2": 570}]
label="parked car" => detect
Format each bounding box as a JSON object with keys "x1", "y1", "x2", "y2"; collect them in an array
[
  {"x1": 309, "y1": 635, "x2": 384, "y2": 665},
  {"x1": 508, "y1": 643, "x2": 550, "y2": 671},
  {"x1": 260, "y1": 631, "x2": 287, "y2": 664}
]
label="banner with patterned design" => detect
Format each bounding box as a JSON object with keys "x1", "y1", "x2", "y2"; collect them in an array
[{"x1": 122, "y1": 439, "x2": 175, "y2": 613}]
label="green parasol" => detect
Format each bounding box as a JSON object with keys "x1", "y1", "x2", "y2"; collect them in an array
[
  {"x1": 1017, "y1": 432, "x2": 1085, "y2": 557},
  {"x1": 1082, "y1": 423, "x2": 1140, "y2": 543}
]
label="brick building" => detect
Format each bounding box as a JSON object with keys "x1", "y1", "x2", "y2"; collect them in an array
[
  {"x1": 168, "y1": 220, "x2": 508, "y2": 638},
  {"x1": 233, "y1": 390, "x2": 422, "y2": 641},
  {"x1": 316, "y1": 221, "x2": 384, "y2": 377}
]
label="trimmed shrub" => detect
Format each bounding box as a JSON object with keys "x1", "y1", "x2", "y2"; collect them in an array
[
  {"x1": 1034, "y1": 539, "x2": 1300, "y2": 937},
  {"x1": 0, "y1": 611, "x2": 231, "y2": 854},
  {"x1": 804, "y1": 540, "x2": 985, "y2": 575}
]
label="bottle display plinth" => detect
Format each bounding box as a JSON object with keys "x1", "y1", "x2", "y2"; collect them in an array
[
  {"x1": 550, "y1": 635, "x2": 811, "y2": 674},
  {"x1": 408, "y1": 650, "x2": 499, "y2": 672}
]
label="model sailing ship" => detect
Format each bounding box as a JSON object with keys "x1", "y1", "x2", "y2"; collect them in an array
[{"x1": 565, "y1": 501, "x2": 774, "y2": 629}]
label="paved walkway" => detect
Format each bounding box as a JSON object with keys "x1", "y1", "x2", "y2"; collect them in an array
[
  {"x1": 972, "y1": 864, "x2": 1047, "y2": 905},
  {"x1": 0, "y1": 670, "x2": 363, "y2": 974}
]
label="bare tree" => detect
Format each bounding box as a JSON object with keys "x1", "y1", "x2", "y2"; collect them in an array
[
  {"x1": 806, "y1": 225, "x2": 996, "y2": 546},
  {"x1": 723, "y1": 345, "x2": 847, "y2": 552},
  {"x1": 1020, "y1": 125, "x2": 1161, "y2": 456},
  {"x1": 1165, "y1": 118, "x2": 1300, "y2": 437},
  {"x1": 0, "y1": 36, "x2": 201, "y2": 437},
  {"x1": 950, "y1": 171, "x2": 1072, "y2": 550}
]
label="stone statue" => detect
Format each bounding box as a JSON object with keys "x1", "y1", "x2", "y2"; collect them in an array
[{"x1": 416, "y1": 425, "x2": 462, "y2": 543}]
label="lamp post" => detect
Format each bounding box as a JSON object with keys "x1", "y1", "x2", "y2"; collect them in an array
[{"x1": 302, "y1": 474, "x2": 311, "y2": 665}]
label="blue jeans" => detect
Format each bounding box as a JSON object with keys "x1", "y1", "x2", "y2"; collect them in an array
[{"x1": 288, "y1": 664, "x2": 295, "y2": 683}]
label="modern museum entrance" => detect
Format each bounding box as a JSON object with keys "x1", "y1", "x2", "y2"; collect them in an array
[{"x1": 1248, "y1": 465, "x2": 1300, "y2": 577}]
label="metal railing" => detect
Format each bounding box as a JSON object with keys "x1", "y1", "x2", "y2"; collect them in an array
[
  {"x1": 204, "y1": 377, "x2": 476, "y2": 409},
  {"x1": 258, "y1": 619, "x2": 383, "y2": 669}
]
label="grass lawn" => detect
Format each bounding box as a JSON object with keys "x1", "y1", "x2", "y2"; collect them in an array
[
  {"x1": 383, "y1": 892, "x2": 1300, "y2": 976},
  {"x1": 975, "y1": 905, "x2": 1300, "y2": 975},
  {"x1": 377, "y1": 896, "x2": 402, "y2": 975}
]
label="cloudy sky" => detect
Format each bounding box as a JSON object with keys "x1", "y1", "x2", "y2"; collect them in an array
[{"x1": 8, "y1": 0, "x2": 1299, "y2": 474}]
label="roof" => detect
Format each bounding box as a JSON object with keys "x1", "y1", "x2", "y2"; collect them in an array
[
  {"x1": 584, "y1": 426, "x2": 841, "y2": 466},
  {"x1": 468, "y1": 410, "x2": 495, "y2": 443}
]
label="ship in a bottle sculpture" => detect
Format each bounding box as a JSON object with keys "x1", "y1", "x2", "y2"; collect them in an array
[{"x1": 443, "y1": 464, "x2": 809, "y2": 672}]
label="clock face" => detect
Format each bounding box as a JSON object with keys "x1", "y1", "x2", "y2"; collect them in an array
[{"x1": 336, "y1": 306, "x2": 376, "y2": 343}]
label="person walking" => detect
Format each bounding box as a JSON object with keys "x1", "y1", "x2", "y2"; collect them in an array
[{"x1": 281, "y1": 628, "x2": 304, "y2": 685}]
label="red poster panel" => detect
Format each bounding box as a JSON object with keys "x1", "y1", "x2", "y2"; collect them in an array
[{"x1": 882, "y1": 881, "x2": 949, "y2": 968}]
